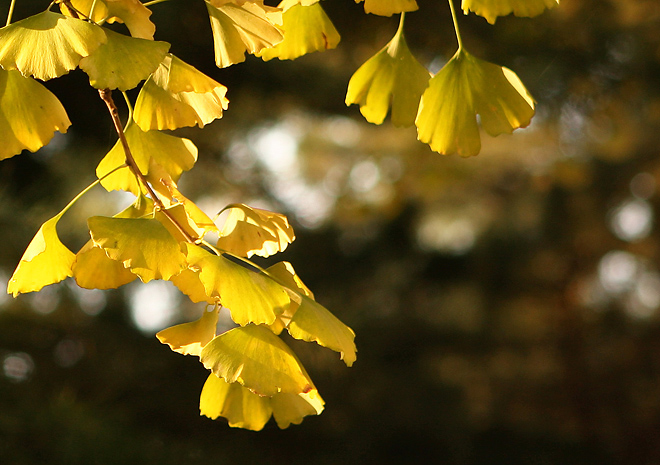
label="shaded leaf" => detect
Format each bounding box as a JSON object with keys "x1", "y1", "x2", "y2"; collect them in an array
[
  {"x1": 7, "y1": 213, "x2": 74, "y2": 297},
  {"x1": 271, "y1": 389, "x2": 324, "y2": 429},
  {"x1": 355, "y1": 0, "x2": 418, "y2": 16},
  {"x1": 416, "y1": 48, "x2": 535, "y2": 157},
  {"x1": 200, "y1": 324, "x2": 315, "y2": 396},
  {"x1": 157, "y1": 306, "x2": 220, "y2": 357},
  {"x1": 72, "y1": 240, "x2": 136, "y2": 289},
  {"x1": 217, "y1": 204, "x2": 295, "y2": 258},
  {"x1": 0, "y1": 69, "x2": 71, "y2": 160},
  {"x1": 79, "y1": 28, "x2": 170, "y2": 91},
  {"x1": 462, "y1": 0, "x2": 560, "y2": 24},
  {"x1": 0, "y1": 11, "x2": 106, "y2": 80},
  {"x1": 257, "y1": 1, "x2": 340, "y2": 62},
  {"x1": 346, "y1": 16, "x2": 430, "y2": 127}
]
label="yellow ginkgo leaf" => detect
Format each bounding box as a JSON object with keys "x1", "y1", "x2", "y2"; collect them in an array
[
  {"x1": 0, "y1": 69, "x2": 71, "y2": 161},
  {"x1": 199, "y1": 373, "x2": 324, "y2": 430},
  {"x1": 346, "y1": 15, "x2": 430, "y2": 127},
  {"x1": 88, "y1": 216, "x2": 188, "y2": 282},
  {"x1": 0, "y1": 11, "x2": 107, "y2": 80},
  {"x1": 157, "y1": 305, "x2": 220, "y2": 357},
  {"x1": 7, "y1": 213, "x2": 74, "y2": 297},
  {"x1": 256, "y1": 1, "x2": 340, "y2": 62},
  {"x1": 355, "y1": 0, "x2": 418, "y2": 16},
  {"x1": 200, "y1": 373, "x2": 273, "y2": 430},
  {"x1": 264, "y1": 261, "x2": 311, "y2": 334},
  {"x1": 133, "y1": 54, "x2": 229, "y2": 131},
  {"x1": 183, "y1": 243, "x2": 290, "y2": 326},
  {"x1": 200, "y1": 324, "x2": 315, "y2": 396},
  {"x1": 415, "y1": 48, "x2": 535, "y2": 157},
  {"x1": 104, "y1": 0, "x2": 157, "y2": 40},
  {"x1": 72, "y1": 241, "x2": 137, "y2": 289},
  {"x1": 170, "y1": 242, "x2": 217, "y2": 304},
  {"x1": 96, "y1": 122, "x2": 198, "y2": 195},
  {"x1": 206, "y1": 0, "x2": 284, "y2": 68},
  {"x1": 160, "y1": 179, "x2": 219, "y2": 239},
  {"x1": 462, "y1": 0, "x2": 560, "y2": 24},
  {"x1": 59, "y1": 0, "x2": 109, "y2": 23},
  {"x1": 216, "y1": 204, "x2": 295, "y2": 258},
  {"x1": 79, "y1": 28, "x2": 170, "y2": 91}
]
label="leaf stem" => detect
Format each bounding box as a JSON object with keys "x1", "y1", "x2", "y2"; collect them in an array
[
  {"x1": 143, "y1": 0, "x2": 171, "y2": 7},
  {"x1": 56, "y1": 164, "x2": 126, "y2": 219},
  {"x1": 98, "y1": 88, "x2": 196, "y2": 243},
  {"x1": 448, "y1": 0, "x2": 463, "y2": 50},
  {"x1": 5, "y1": 0, "x2": 17, "y2": 26}
]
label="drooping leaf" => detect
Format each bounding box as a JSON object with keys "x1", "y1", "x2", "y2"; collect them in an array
[
  {"x1": 216, "y1": 204, "x2": 295, "y2": 258},
  {"x1": 264, "y1": 261, "x2": 311, "y2": 334},
  {"x1": 0, "y1": 69, "x2": 71, "y2": 160},
  {"x1": 271, "y1": 389, "x2": 324, "y2": 429},
  {"x1": 355, "y1": 0, "x2": 418, "y2": 16},
  {"x1": 200, "y1": 373, "x2": 273, "y2": 430},
  {"x1": 183, "y1": 243, "x2": 290, "y2": 326},
  {"x1": 256, "y1": 1, "x2": 340, "y2": 62},
  {"x1": 170, "y1": 242, "x2": 217, "y2": 304},
  {"x1": 96, "y1": 122, "x2": 198, "y2": 195},
  {"x1": 415, "y1": 48, "x2": 535, "y2": 157},
  {"x1": 157, "y1": 305, "x2": 220, "y2": 357},
  {"x1": 88, "y1": 216, "x2": 188, "y2": 282},
  {"x1": 206, "y1": 0, "x2": 283, "y2": 68},
  {"x1": 200, "y1": 324, "x2": 315, "y2": 396},
  {"x1": 158, "y1": 180, "x2": 219, "y2": 241},
  {"x1": 346, "y1": 16, "x2": 430, "y2": 127},
  {"x1": 133, "y1": 54, "x2": 229, "y2": 131},
  {"x1": 104, "y1": 0, "x2": 157, "y2": 40},
  {"x1": 79, "y1": 28, "x2": 170, "y2": 91},
  {"x1": 7, "y1": 213, "x2": 74, "y2": 297},
  {"x1": 72, "y1": 241, "x2": 137, "y2": 289},
  {"x1": 462, "y1": 0, "x2": 560, "y2": 24},
  {"x1": 0, "y1": 11, "x2": 107, "y2": 80}
]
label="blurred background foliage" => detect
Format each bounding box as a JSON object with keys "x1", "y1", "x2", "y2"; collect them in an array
[{"x1": 2, "y1": 0, "x2": 660, "y2": 463}]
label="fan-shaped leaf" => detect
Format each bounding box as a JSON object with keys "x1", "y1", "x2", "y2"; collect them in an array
[
  {"x1": 200, "y1": 324, "x2": 315, "y2": 396},
  {"x1": 0, "y1": 69, "x2": 71, "y2": 160},
  {"x1": 157, "y1": 306, "x2": 219, "y2": 356},
  {"x1": 271, "y1": 389, "x2": 324, "y2": 429},
  {"x1": 346, "y1": 16, "x2": 430, "y2": 127},
  {"x1": 7, "y1": 213, "x2": 74, "y2": 296},
  {"x1": 462, "y1": 0, "x2": 560, "y2": 24},
  {"x1": 0, "y1": 11, "x2": 106, "y2": 80},
  {"x1": 72, "y1": 241, "x2": 136, "y2": 289}
]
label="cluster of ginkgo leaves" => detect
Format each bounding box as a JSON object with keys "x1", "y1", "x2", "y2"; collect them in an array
[{"x1": 0, "y1": 0, "x2": 557, "y2": 430}]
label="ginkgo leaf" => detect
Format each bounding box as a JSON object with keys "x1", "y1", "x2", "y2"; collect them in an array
[
  {"x1": 355, "y1": 0, "x2": 418, "y2": 16},
  {"x1": 79, "y1": 28, "x2": 170, "y2": 91},
  {"x1": 265, "y1": 261, "x2": 311, "y2": 334},
  {"x1": 216, "y1": 204, "x2": 295, "y2": 258},
  {"x1": 96, "y1": 122, "x2": 198, "y2": 194},
  {"x1": 182, "y1": 243, "x2": 290, "y2": 326},
  {"x1": 157, "y1": 305, "x2": 220, "y2": 357},
  {"x1": 88, "y1": 216, "x2": 188, "y2": 282},
  {"x1": 72, "y1": 240, "x2": 136, "y2": 289},
  {"x1": 0, "y1": 69, "x2": 71, "y2": 161},
  {"x1": 104, "y1": 0, "x2": 157, "y2": 40},
  {"x1": 346, "y1": 15, "x2": 430, "y2": 127},
  {"x1": 133, "y1": 55, "x2": 229, "y2": 131},
  {"x1": 200, "y1": 373, "x2": 273, "y2": 430},
  {"x1": 160, "y1": 179, "x2": 219, "y2": 239},
  {"x1": 170, "y1": 243, "x2": 218, "y2": 304},
  {"x1": 200, "y1": 373, "x2": 324, "y2": 430},
  {"x1": 462, "y1": 0, "x2": 560, "y2": 24},
  {"x1": 0, "y1": 11, "x2": 107, "y2": 80},
  {"x1": 200, "y1": 324, "x2": 315, "y2": 396},
  {"x1": 271, "y1": 389, "x2": 324, "y2": 429},
  {"x1": 7, "y1": 213, "x2": 74, "y2": 297},
  {"x1": 256, "y1": 1, "x2": 340, "y2": 62},
  {"x1": 415, "y1": 48, "x2": 535, "y2": 157},
  {"x1": 206, "y1": 0, "x2": 283, "y2": 68},
  {"x1": 288, "y1": 294, "x2": 357, "y2": 366},
  {"x1": 59, "y1": 0, "x2": 109, "y2": 23}
]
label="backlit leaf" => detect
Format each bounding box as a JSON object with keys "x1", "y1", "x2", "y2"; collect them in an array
[
  {"x1": 217, "y1": 204, "x2": 295, "y2": 258},
  {"x1": 183, "y1": 243, "x2": 290, "y2": 326},
  {"x1": 462, "y1": 0, "x2": 560, "y2": 24},
  {"x1": 264, "y1": 261, "x2": 311, "y2": 334},
  {"x1": 0, "y1": 69, "x2": 71, "y2": 160},
  {"x1": 72, "y1": 241, "x2": 136, "y2": 289},
  {"x1": 346, "y1": 16, "x2": 430, "y2": 127},
  {"x1": 157, "y1": 305, "x2": 220, "y2": 357},
  {"x1": 271, "y1": 389, "x2": 324, "y2": 429},
  {"x1": 104, "y1": 0, "x2": 157, "y2": 40},
  {"x1": 0, "y1": 11, "x2": 106, "y2": 80},
  {"x1": 206, "y1": 0, "x2": 283, "y2": 68},
  {"x1": 96, "y1": 122, "x2": 198, "y2": 195},
  {"x1": 256, "y1": 1, "x2": 340, "y2": 62},
  {"x1": 59, "y1": 0, "x2": 109, "y2": 23},
  {"x1": 79, "y1": 28, "x2": 170, "y2": 91},
  {"x1": 415, "y1": 48, "x2": 535, "y2": 157},
  {"x1": 7, "y1": 213, "x2": 74, "y2": 297},
  {"x1": 200, "y1": 324, "x2": 315, "y2": 396},
  {"x1": 134, "y1": 54, "x2": 229, "y2": 131},
  {"x1": 355, "y1": 0, "x2": 418, "y2": 16},
  {"x1": 88, "y1": 216, "x2": 188, "y2": 282}
]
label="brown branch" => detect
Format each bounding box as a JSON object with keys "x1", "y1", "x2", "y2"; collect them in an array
[{"x1": 98, "y1": 88, "x2": 197, "y2": 244}]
